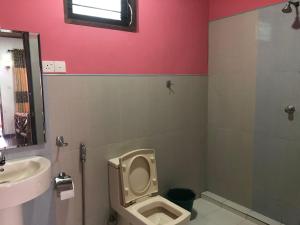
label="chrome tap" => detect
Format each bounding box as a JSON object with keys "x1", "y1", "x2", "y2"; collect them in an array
[{"x1": 0, "y1": 150, "x2": 6, "y2": 166}]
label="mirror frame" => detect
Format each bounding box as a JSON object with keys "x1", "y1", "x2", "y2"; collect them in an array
[{"x1": 0, "y1": 29, "x2": 46, "y2": 150}]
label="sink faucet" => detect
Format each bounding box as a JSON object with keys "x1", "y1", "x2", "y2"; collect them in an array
[{"x1": 0, "y1": 150, "x2": 6, "y2": 166}]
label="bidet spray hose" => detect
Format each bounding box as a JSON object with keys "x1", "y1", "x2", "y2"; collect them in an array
[{"x1": 80, "y1": 143, "x2": 87, "y2": 225}]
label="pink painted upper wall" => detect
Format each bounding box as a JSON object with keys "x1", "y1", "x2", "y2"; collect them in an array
[
  {"x1": 209, "y1": 0, "x2": 286, "y2": 21},
  {"x1": 0, "y1": 0, "x2": 208, "y2": 74}
]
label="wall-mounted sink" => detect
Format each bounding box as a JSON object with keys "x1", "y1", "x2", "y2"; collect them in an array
[{"x1": 0, "y1": 156, "x2": 51, "y2": 225}]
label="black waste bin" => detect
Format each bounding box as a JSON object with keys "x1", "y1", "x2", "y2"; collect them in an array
[{"x1": 166, "y1": 188, "x2": 196, "y2": 213}]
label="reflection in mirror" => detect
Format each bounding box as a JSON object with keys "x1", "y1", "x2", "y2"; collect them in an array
[{"x1": 0, "y1": 30, "x2": 45, "y2": 150}]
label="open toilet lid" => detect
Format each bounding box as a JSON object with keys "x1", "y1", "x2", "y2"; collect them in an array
[{"x1": 119, "y1": 149, "x2": 158, "y2": 205}]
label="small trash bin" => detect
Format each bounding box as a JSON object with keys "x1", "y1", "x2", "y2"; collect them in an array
[{"x1": 166, "y1": 188, "x2": 196, "y2": 213}]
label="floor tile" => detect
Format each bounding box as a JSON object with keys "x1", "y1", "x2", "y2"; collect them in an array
[
  {"x1": 194, "y1": 199, "x2": 222, "y2": 217},
  {"x1": 238, "y1": 220, "x2": 259, "y2": 225},
  {"x1": 190, "y1": 216, "x2": 218, "y2": 225},
  {"x1": 205, "y1": 209, "x2": 246, "y2": 225}
]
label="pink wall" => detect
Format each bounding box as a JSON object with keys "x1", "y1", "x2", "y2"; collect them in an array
[
  {"x1": 0, "y1": 0, "x2": 208, "y2": 75},
  {"x1": 209, "y1": 0, "x2": 286, "y2": 21}
]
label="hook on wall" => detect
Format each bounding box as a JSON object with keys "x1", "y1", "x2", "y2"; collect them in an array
[
  {"x1": 166, "y1": 80, "x2": 175, "y2": 94},
  {"x1": 285, "y1": 105, "x2": 296, "y2": 121},
  {"x1": 56, "y1": 136, "x2": 69, "y2": 148}
]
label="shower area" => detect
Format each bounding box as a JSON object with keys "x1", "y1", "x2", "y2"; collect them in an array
[{"x1": 207, "y1": 2, "x2": 300, "y2": 224}]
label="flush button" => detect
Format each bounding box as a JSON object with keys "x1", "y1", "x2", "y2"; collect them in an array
[
  {"x1": 152, "y1": 178, "x2": 157, "y2": 184},
  {"x1": 150, "y1": 156, "x2": 155, "y2": 162}
]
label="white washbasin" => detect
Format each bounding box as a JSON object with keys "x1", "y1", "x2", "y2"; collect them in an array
[{"x1": 0, "y1": 156, "x2": 51, "y2": 210}]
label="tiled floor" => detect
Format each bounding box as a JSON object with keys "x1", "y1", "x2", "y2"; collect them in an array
[{"x1": 190, "y1": 199, "x2": 257, "y2": 225}]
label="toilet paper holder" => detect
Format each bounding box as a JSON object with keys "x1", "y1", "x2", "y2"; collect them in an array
[{"x1": 55, "y1": 172, "x2": 74, "y2": 196}]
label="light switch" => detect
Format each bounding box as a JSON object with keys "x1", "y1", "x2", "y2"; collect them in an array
[{"x1": 54, "y1": 61, "x2": 66, "y2": 73}]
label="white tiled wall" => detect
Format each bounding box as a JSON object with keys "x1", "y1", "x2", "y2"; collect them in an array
[{"x1": 208, "y1": 11, "x2": 258, "y2": 207}]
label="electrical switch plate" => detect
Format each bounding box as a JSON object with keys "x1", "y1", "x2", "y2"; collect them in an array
[
  {"x1": 54, "y1": 61, "x2": 66, "y2": 73},
  {"x1": 42, "y1": 61, "x2": 55, "y2": 73}
]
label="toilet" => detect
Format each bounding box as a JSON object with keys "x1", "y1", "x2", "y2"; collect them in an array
[{"x1": 108, "y1": 149, "x2": 191, "y2": 225}]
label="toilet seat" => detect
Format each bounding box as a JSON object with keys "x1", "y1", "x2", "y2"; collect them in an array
[{"x1": 119, "y1": 149, "x2": 158, "y2": 205}]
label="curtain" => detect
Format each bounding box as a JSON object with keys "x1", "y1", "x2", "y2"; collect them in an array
[{"x1": 12, "y1": 49, "x2": 30, "y2": 113}]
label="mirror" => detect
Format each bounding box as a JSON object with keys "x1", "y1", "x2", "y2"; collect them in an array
[{"x1": 0, "y1": 29, "x2": 45, "y2": 150}]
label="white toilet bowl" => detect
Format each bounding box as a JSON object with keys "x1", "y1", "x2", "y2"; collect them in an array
[
  {"x1": 127, "y1": 196, "x2": 190, "y2": 225},
  {"x1": 108, "y1": 149, "x2": 191, "y2": 225}
]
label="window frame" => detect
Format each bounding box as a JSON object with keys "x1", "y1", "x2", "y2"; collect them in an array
[{"x1": 64, "y1": 0, "x2": 136, "y2": 32}]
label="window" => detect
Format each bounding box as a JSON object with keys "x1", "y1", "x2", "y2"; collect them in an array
[{"x1": 64, "y1": 0, "x2": 136, "y2": 32}]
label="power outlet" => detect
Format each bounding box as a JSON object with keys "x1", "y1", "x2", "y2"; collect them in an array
[
  {"x1": 42, "y1": 61, "x2": 55, "y2": 73},
  {"x1": 54, "y1": 61, "x2": 66, "y2": 73}
]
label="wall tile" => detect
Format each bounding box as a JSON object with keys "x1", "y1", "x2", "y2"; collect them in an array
[
  {"x1": 44, "y1": 75, "x2": 207, "y2": 225},
  {"x1": 208, "y1": 11, "x2": 258, "y2": 208},
  {"x1": 252, "y1": 4, "x2": 300, "y2": 224}
]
